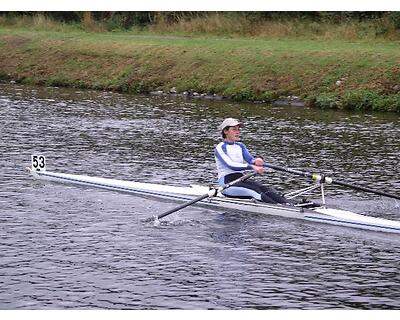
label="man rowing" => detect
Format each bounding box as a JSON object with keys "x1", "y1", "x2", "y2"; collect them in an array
[{"x1": 214, "y1": 118, "x2": 290, "y2": 204}]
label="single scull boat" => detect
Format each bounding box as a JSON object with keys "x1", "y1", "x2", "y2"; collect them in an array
[{"x1": 27, "y1": 163, "x2": 400, "y2": 234}]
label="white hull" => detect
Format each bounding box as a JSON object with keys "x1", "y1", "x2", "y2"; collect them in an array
[{"x1": 28, "y1": 169, "x2": 400, "y2": 234}]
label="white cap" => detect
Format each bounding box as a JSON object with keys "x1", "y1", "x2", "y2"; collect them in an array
[{"x1": 219, "y1": 118, "x2": 242, "y2": 131}]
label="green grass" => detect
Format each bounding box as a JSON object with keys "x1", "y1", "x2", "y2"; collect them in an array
[{"x1": 1, "y1": 27, "x2": 400, "y2": 112}]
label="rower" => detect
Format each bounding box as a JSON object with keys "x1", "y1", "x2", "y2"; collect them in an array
[{"x1": 214, "y1": 118, "x2": 290, "y2": 204}]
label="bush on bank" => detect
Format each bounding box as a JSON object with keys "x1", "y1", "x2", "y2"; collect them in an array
[{"x1": 311, "y1": 91, "x2": 400, "y2": 112}]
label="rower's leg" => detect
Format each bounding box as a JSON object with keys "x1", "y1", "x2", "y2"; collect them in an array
[
  {"x1": 261, "y1": 185, "x2": 290, "y2": 204},
  {"x1": 260, "y1": 193, "x2": 279, "y2": 204},
  {"x1": 222, "y1": 185, "x2": 263, "y2": 201},
  {"x1": 222, "y1": 174, "x2": 288, "y2": 204},
  {"x1": 224, "y1": 180, "x2": 280, "y2": 204}
]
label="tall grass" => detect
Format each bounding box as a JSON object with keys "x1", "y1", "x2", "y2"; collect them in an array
[
  {"x1": 0, "y1": 14, "x2": 80, "y2": 32},
  {"x1": 82, "y1": 12, "x2": 107, "y2": 32},
  {"x1": 0, "y1": 12, "x2": 399, "y2": 40},
  {"x1": 148, "y1": 13, "x2": 400, "y2": 40}
]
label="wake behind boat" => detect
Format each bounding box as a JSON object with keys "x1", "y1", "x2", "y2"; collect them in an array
[{"x1": 26, "y1": 156, "x2": 400, "y2": 234}]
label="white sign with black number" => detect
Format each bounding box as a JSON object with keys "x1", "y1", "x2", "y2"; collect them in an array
[{"x1": 31, "y1": 155, "x2": 46, "y2": 171}]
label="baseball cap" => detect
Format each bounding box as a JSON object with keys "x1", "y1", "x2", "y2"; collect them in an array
[{"x1": 219, "y1": 118, "x2": 242, "y2": 131}]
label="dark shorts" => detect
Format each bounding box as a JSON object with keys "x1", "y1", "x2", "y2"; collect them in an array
[{"x1": 223, "y1": 172, "x2": 288, "y2": 204}]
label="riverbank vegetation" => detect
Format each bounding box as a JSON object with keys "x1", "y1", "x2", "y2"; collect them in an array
[
  {"x1": 1, "y1": 12, "x2": 400, "y2": 112},
  {"x1": 2, "y1": 12, "x2": 400, "y2": 40}
]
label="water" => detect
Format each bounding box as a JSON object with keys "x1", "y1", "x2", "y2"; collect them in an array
[{"x1": 1, "y1": 83, "x2": 400, "y2": 309}]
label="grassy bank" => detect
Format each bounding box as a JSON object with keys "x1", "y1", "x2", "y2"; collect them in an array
[{"x1": 1, "y1": 27, "x2": 400, "y2": 112}]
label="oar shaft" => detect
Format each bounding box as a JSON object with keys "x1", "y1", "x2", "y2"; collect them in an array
[
  {"x1": 157, "y1": 193, "x2": 210, "y2": 219},
  {"x1": 265, "y1": 164, "x2": 313, "y2": 179},
  {"x1": 156, "y1": 171, "x2": 257, "y2": 220},
  {"x1": 332, "y1": 180, "x2": 400, "y2": 200},
  {"x1": 222, "y1": 171, "x2": 258, "y2": 189},
  {"x1": 264, "y1": 163, "x2": 400, "y2": 200}
]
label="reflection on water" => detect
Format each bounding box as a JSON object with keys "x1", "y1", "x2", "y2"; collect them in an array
[{"x1": 1, "y1": 83, "x2": 400, "y2": 309}]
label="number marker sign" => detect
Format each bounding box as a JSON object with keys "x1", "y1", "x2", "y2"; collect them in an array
[{"x1": 31, "y1": 155, "x2": 46, "y2": 171}]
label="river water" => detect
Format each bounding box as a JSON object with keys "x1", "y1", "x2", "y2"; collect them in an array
[{"x1": 1, "y1": 83, "x2": 400, "y2": 309}]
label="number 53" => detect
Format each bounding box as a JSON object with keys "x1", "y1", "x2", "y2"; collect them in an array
[{"x1": 32, "y1": 155, "x2": 46, "y2": 171}]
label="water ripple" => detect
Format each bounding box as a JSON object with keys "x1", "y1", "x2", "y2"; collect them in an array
[{"x1": 1, "y1": 83, "x2": 400, "y2": 309}]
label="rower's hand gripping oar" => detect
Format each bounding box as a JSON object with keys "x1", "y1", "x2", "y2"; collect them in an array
[
  {"x1": 264, "y1": 163, "x2": 400, "y2": 201},
  {"x1": 155, "y1": 171, "x2": 257, "y2": 220}
]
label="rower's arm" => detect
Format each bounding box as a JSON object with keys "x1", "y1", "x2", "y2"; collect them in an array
[
  {"x1": 214, "y1": 143, "x2": 252, "y2": 171},
  {"x1": 238, "y1": 142, "x2": 255, "y2": 165}
]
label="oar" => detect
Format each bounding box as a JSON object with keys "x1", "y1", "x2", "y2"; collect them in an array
[
  {"x1": 155, "y1": 171, "x2": 257, "y2": 220},
  {"x1": 264, "y1": 163, "x2": 400, "y2": 201}
]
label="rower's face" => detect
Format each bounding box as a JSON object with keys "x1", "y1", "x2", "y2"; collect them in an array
[{"x1": 225, "y1": 125, "x2": 241, "y2": 142}]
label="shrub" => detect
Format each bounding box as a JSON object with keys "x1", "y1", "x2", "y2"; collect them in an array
[
  {"x1": 371, "y1": 94, "x2": 400, "y2": 112},
  {"x1": 314, "y1": 92, "x2": 341, "y2": 109},
  {"x1": 341, "y1": 90, "x2": 400, "y2": 112},
  {"x1": 388, "y1": 12, "x2": 400, "y2": 30},
  {"x1": 341, "y1": 90, "x2": 376, "y2": 110}
]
